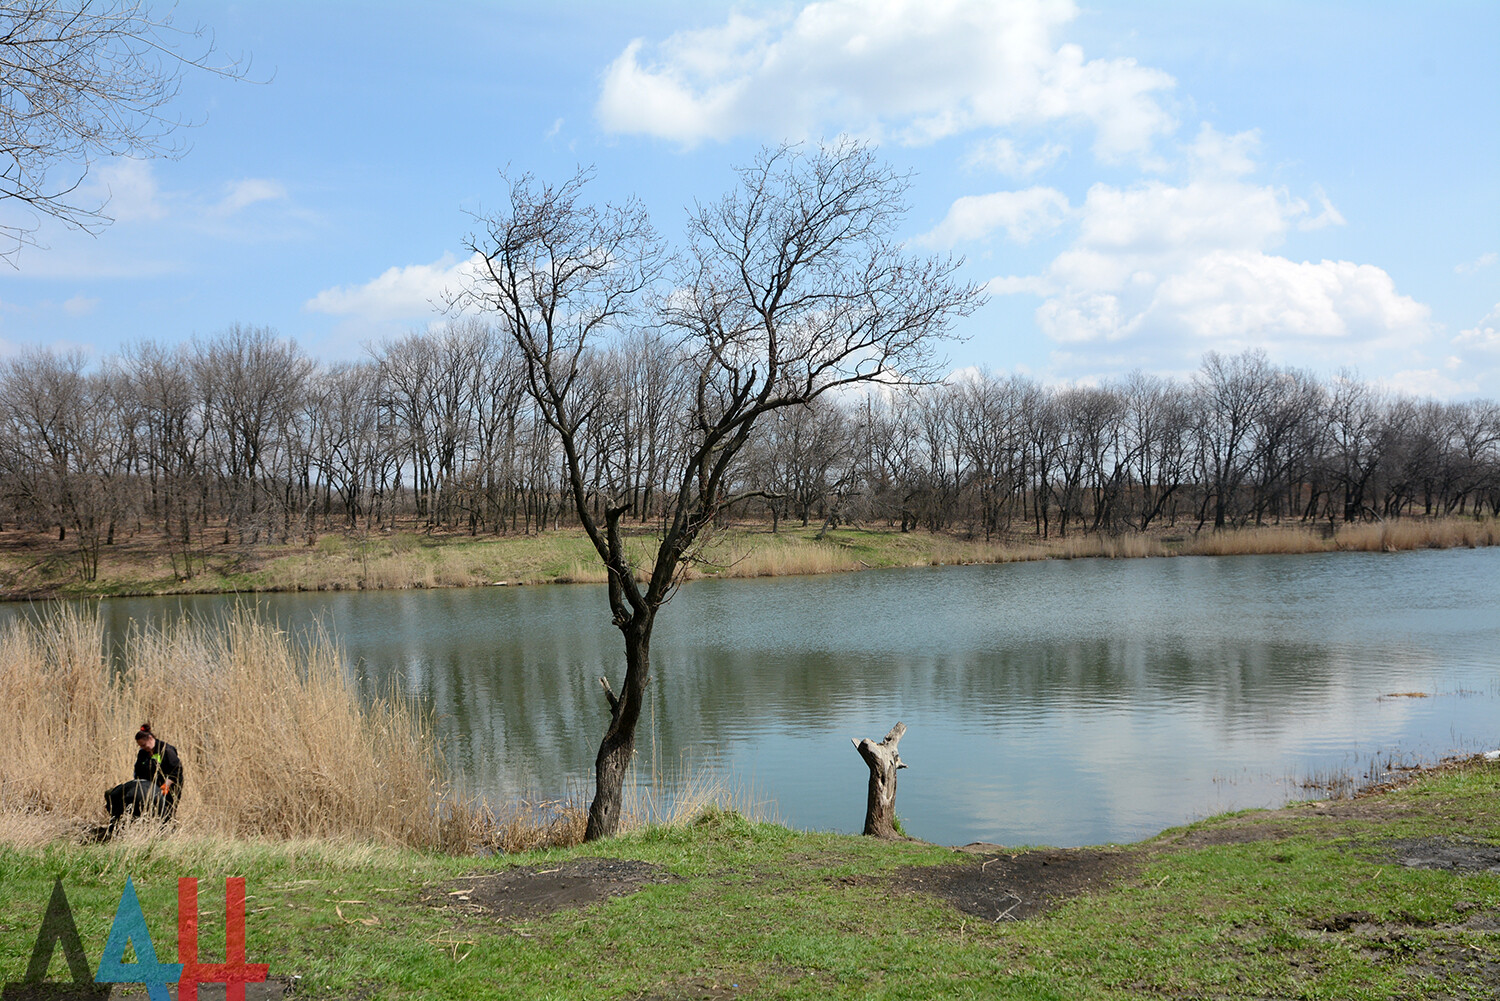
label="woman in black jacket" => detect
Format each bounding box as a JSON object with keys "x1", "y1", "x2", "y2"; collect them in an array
[
  {"x1": 133, "y1": 723, "x2": 183, "y2": 816},
  {"x1": 105, "y1": 723, "x2": 183, "y2": 830}
]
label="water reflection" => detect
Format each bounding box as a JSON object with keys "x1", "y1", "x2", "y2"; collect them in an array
[{"x1": 9, "y1": 547, "x2": 1496, "y2": 846}]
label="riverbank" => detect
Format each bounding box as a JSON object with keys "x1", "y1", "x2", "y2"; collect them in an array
[
  {"x1": 2, "y1": 516, "x2": 1497, "y2": 601},
  {"x1": 1, "y1": 756, "x2": 1495, "y2": 999}
]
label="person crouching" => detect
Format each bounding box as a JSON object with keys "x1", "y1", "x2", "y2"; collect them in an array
[{"x1": 104, "y1": 723, "x2": 183, "y2": 835}]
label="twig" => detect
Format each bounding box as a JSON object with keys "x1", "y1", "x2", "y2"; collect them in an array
[{"x1": 993, "y1": 893, "x2": 1022, "y2": 922}]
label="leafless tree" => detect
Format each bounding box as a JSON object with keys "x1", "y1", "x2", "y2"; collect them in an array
[
  {"x1": 458, "y1": 141, "x2": 983, "y2": 839},
  {"x1": 1193, "y1": 350, "x2": 1276, "y2": 530},
  {"x1": 0, "y1": 0, "x2": 250, "y2": 261}
]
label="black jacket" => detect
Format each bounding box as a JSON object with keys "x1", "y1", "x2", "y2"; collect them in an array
[{"x1": 134, "y1": 739, "x2": 183, "y2": 793}]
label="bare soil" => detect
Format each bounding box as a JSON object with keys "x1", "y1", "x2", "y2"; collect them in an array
[
  {"x1": 420, "y1": 858, "x2": 681, "y2": 922},
  {"x1": 885, "y1": 846, "x2": 1134, "y2": 921},
  {"x1": 1387, "y1": 837, "x2": 1500, "y2": 874}
]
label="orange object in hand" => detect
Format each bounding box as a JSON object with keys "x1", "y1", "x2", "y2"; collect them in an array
[{"x1": 160, "y1": 782, "x2": 171, "y2": 795}]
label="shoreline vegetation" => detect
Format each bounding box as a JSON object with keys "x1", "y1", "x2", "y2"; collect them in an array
[{"x1": 1, "y1": 515, "x2": 1496, "y2": 602}]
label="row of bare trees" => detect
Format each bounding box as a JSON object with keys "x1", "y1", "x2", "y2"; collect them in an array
[
  {"x1": 784, "y1": 351, "x2": 1500, "y2": 541},
  {"x1": 1, "y1": 332, "x2": 1497, "y2": 581}
]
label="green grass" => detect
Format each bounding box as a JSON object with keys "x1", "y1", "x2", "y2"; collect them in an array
[{"x1": 3, "y1": 763, "x2": 1498, "y2": 999}]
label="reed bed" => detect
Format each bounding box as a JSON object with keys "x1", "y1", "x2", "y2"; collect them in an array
[
  {"x1": 1178, "y1": 517, "x2": 1499, "y2": 557},
  {"x1": 0, "y1": 607, "x2": 464, "y2": 849},
  {"x1": 1181, "y1": 525, "x2": 1330, "y2": 556},
  {"x1": 1334, "y1": 516, "x2": 1500, "y2": 552}
]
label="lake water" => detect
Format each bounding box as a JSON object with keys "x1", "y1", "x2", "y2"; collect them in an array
[{"x1": 17, "y1": 548, "x2": 1499, "y2": 847}]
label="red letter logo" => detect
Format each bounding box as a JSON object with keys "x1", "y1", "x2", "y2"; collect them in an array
[{"x1": 177, "y1": 878, "x2": 269, "y2": 1001}]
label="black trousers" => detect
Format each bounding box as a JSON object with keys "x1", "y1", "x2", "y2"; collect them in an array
[{"x1": 104, "y1": 778, "x2": 178, "y2": 827}]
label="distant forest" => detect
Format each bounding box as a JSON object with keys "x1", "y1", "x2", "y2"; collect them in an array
[{"x1": 2, "y1": 323, "x2": 1496, "y2": 580}]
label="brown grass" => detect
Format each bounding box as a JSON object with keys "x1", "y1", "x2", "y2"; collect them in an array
[
  {"x1": 1334, "y1": 517, "x2": 1500, "y2": 552},
  {"x1": 0, "y1": 607, "x2": 468, "y2": 849},
  {"x1": 1181, "y1": 525, "x2": 1330, "y2": 556},
  {"x1": 1177, "y1": 517, "x2": 1500, "y2": 557}
]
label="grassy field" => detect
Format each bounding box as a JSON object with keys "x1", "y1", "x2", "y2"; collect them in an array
[
  {"x1": 0, "y1": 759, "x2": 1496, "y2": 999},
  {"x1": 2, "y1": 516, "x2": 1497, "y2": 601}
]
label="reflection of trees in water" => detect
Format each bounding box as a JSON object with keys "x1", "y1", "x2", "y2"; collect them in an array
[{"x1": 24, "y1": 551, "x2": 1487, "y2": 811}]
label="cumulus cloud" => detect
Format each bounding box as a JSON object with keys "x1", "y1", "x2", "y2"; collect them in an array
[
  {"x1": 922, "y1": 187, "x2": 1070, "y2": 245},
  {"x1": 304, "y1": 253, "x2": 482, "y2": 320},
  {"x1": 596, "y1": 0, "x2": 1176, "y2": 160},
  {"x1": 979, "y1": 125, "x2": 1433, "y2": 374}
]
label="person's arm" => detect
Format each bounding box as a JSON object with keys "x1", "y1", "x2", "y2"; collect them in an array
[
  {"x1": 161, "y1": 744, "x2": 182, "y2": 793},
  {"x1": 133, "y1": 750, "x2": 151, "y2": 782}
]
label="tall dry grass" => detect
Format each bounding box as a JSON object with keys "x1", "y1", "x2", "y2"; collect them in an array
[
  {"x1": 1178, "y1": 517, "x2": 1499, "y2": 556},
  {"x1": 1181, "y1": 525, "x2": 1331, "y2": 556},
  {"x1": 0, "y1": 607, "x2": 779, "y2": 852},
  {"x1": 1334, "y1": 517, "x2": 1500, "y2": 552},
  {"x1": 0, "y1": 607, "x2": 468, "y2": 849}
]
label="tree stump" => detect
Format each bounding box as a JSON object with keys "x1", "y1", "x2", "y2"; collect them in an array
[{"x1": 853, "y1": 722, "x2": 908, "y2": 838}]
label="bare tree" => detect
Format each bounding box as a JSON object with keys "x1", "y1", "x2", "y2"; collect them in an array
[
  {"x1": 1193, "y1": 350, "x2": 1275, "y2": 530},
  {"x1": 0, "y1": 0, "x2": 250, "y2": 261},
  {"x1": 460, "y1": 141, "x2": 983, "y2": 839}
]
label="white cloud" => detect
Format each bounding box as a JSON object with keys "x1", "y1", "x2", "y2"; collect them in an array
[
  {"x1": 1382, "y1": 367, "x2": 1482, "y2": 399},
  {"x1": 216, "y1": 179, "x2": 288, "y2": 215},
  {"x1": 985, "y1": 274, "x2": 1054, "y2": 296},
  {"x1": 1185, "y1": 123, "x2": 1259, "y2": 178},
  {"x1": 1453, "y1": 303, "x2": 1500, "y2": 354},
  {"x1": 86, "y1": 159, "x2": 166, "y2": 223},
  {"x1": 1455, "y1": 251, "x2": 1498, "y2": 276},
  {"x1": 62, "y1": 294, "x2": 99, "y2": 317},
  {"x1": 1018, "y1": 127, "x2": 1431, "y2": 374},
  {"x1": 304, "y1": 253, "x2": 482, "y2": 320},
  {"x1": 596, "y1": 0, "x2": 1176, "y2": 160},
  {"x1": 963, "y1": 137, "x2": 1067, "y2": 177},
  {"x1": 1298, "y1": 188, "x2": 1346, "y2": 231},
  {"x1": 923, "y1": 187, "x2": 1070, "y2": 246}
]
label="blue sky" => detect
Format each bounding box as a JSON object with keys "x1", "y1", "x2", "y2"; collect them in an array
[{"x1": 1, "y1": 0, "x2": 1496, "y2": 398}]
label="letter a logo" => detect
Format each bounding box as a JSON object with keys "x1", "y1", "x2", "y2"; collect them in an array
[
  {"x1": 95, "y1": 877, "x2": 183, "y2": 1001},
  {"x1": 1, "y1": 877, "x2": 109, "y2": 1000}
]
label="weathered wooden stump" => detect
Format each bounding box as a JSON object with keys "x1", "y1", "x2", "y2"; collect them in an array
[{"x1": 852, "y1": 722, "x2": 908, "y2": 838}]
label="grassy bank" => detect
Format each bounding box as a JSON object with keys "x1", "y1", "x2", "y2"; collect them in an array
[
  {"x1": 0, "y1": 759, "x2": 1496, "y2": 999},
  {"x1": 2, "y1": 516, "x2": 1497, "y2": 601}
]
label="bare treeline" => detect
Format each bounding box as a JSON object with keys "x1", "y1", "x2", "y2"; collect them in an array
[{"x1": 1, "y1": 326, "x2": 1496, "y2": 580}]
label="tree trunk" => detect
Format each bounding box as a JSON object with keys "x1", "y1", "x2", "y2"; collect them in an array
[
  {"x1": 584, "y1": 614, "x2": 653, "y2": 841},
  {"x1": 853, "y1": 722, "x2": 908, "y2": 838}
]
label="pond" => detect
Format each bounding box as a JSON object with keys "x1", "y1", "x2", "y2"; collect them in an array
[{"x1": 18, "y1": 547, "x2": 1499, "y2": 847}]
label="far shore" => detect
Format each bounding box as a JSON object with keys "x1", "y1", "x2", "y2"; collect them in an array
[{"x1": 1, "y1": 515, "x2": 1495, "y2": 603}]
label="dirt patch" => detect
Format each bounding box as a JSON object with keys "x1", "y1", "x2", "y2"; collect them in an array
[
  {"x1": 422, "y1": 858, "x2": 681, "y2": 921},
  {"x1": 632, "y1": 974, "x2": 755, "y2": 1000},
  {"x1": 1166, "y1": 821, "x2": 1312, "y2": 849},
  {"x1": 1387, "y1": 837, "x2": 1500, "y2": 873},
  {"x1": 884, "y1": 847, "x2": 1132, "y2": 921}
]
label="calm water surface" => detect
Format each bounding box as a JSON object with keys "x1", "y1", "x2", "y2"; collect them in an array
[{"x1": 26, "y1": 548, "x2": 1500, "y2": 847}]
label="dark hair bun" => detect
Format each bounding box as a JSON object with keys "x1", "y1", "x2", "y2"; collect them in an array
[{"x1": 135, "y1": 723, "x2": 152, "y2": 737}]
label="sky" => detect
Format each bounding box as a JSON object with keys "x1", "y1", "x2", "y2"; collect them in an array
[{"x1": 1, "y1": 0, "x2": 1496, "y2": 398}]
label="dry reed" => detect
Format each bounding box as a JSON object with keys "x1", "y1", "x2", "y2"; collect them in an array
[{"x1": 0, "y1": 607, "x2": 459, "y2": 849}]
